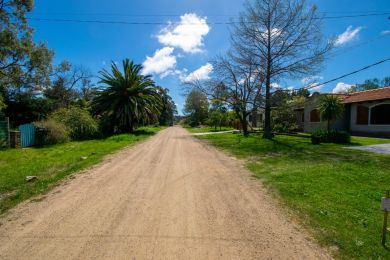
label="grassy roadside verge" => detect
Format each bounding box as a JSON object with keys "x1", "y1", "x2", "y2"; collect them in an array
[
  {"x1": 183, "y1": 125, "x2": 234, "y2": 133},
  {"x1": 0, "y1": 126, "x2": 162, "y2": 215},
  {"x1": 192, "y1": 130, "x2": 390, "y2": 259}
]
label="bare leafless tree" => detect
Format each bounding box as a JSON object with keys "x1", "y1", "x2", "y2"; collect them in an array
[
  {"x1": 44, "y1": 61, "x2": 93, "y2": 108},
  {"x1": 231, "y1": 0, "x2": 332, "y2": 138},
  {"x1": 185, "y1": 53, "x2": 264, "y2": 136}
]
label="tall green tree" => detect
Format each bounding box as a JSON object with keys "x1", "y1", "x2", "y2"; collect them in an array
[
  {"x1": 319, "y1": 95, "x2": 344, "y2": 131},
  {"x1": 0, "y1": 0, "x2": 53, "y2": 91},
  {"x1": 156, "y1": 86, "x2": 177, "y2": 126},
  {"x1": 93, "y1": 59, "x2": 162, "y2": 133},
  {"x1": 184, "y1": 89, "x2": 209, "y2": 127},
  {"x1": 349, "y1": 76, "x2": 390, "y2": 92}
]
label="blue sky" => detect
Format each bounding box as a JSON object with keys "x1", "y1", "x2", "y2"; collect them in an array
[{"x1": 30, "y1": 0, "x2": 390, "y2": 114}]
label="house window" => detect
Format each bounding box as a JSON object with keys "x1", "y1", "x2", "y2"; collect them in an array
[
  {"x1": 356, "y1": 105, "x2": 369, "y2": 125},
  {"x1": 310, "y1": 109, "x2": 320, "y2": 122},
  {"x1": 370, "y1": 104, "x2": 390, "y2": 125}
]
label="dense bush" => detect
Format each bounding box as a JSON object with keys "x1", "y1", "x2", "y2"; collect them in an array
[
  {"x1": 271, "y1": 105, "x2": 298, "y2": 133},
  {"x1": 34, "y1": 120, "x2": 69, "y2": 145},
  {"x1": 311, "y1": 129, "x2": 351, "y2": 144},
  {"x1": 50, "y1": 107, "x2": 98, "y2": 140}
]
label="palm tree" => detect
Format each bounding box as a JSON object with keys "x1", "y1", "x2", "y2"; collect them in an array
[
  {"x1": 93, "y1": 59, "x2": 162, "y2": 133},
  {"x1": 319, "y1": 95, "x2": 344, "y2": 132}
]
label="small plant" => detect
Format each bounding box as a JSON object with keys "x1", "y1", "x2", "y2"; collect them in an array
[
  {"x1": 50, "y1": 107, "x2": 98, "y2": 140},
  {"x1": 311, "y1": 129, "x2": 351, "y2": 144},
  {"x1": 34, "y1": 120, "x2": 69, "y2": 145},
  {"x1": 319, "y1": 95, "x2": 344, "y2": 131}
]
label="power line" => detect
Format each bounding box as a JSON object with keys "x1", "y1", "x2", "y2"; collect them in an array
[
  {"x1": 26, "y1": 12, "x2": 390, "y2": 26},
  {"x1": 31, "y1": 10, "x2": 390, "y2": 17},
  {"x1": 301, "y1": 57, "x2": 390, "y2": 91}
]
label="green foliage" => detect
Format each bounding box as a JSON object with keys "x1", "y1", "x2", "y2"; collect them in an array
[
  {"x1": 50, "y1": 107, "x2": 98, "y2": 140},
  {"x1": 44, "y1": 61, "x2": 93, "y2": 110},
  {"x1": 319, "y1": 95, "x2": 344, "y2": 131},
  {"x1": 156, "y1": 86, "x2": 177, "y2": 126},
  {"x1": 93, "y1": 59, "x2": 162, "y2": 133},
  {"x1": 272, "y1": 107, "x2": 297, "y2": 133},
  {"x1": 34, "y1": 120, "x2": 69, "y2": 145},
  {"x1": 184, "y1": 89, "x2": 209, "y2": 127},
  {"x1": 197, "y1": 132, "x2": 390, "y2": 259},
  {"x1": 0, "y1": 0, "x2": 53, "y2": 90},
  {"x1": 4, "y1": 94, "x2": 55, "y2": 125},
  {"x1": 272, "y1": 96, "x2": 305, "y2": 133},
  {"x1": 0, "y1": 126, "x2": 161, "y2": 214},
  {"x1": 311, "y1": 129, "x2": 351, "y2": 144},
  {"x1": 348, "y1": 76, "x2": 390, "y2": 93},
  {"x1": 207, "y1": 110, "x2": 225, "y2": 130},
  {"x1": 0, "y1": 95, "x2": 6, "y2": 113}
]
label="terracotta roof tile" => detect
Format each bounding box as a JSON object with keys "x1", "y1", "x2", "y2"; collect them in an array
[{"x1": 342, "y1": 87, "x2": 390, "y2": 104}]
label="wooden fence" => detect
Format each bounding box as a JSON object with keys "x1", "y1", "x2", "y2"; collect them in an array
[{"x1": 0, "y1": 117, "x2": 10, "y2": 148}]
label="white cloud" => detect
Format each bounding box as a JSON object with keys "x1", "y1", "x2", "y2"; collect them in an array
[
  {"x1": 335, "y1": 26, "x2": 363, "y2": 46},
  {"x1": 381, "y1": 30, "x2": 390, "y2": 36},
  {"x1": 332, "y1": 82, "x2": 354, "y2": 93},
  {"x1": 301, "y1": 76, "x2": 323, "y2": 85},
  {"x1": 301, "y1": 76, "x2": 324, "y2": 92},
  {"x1": 259, "y1": 28, "x2": 282, "y2": 40},
  {"x1": 142, "y1": 47, "x2": 177, "y2": 77},
  {"x1": 270, "y1": 83, "x2": 281, "y2": 89},
  {"x1": 182, "y1": 63, "x2": 213, "y2": 82},
  {"x1": 157, "y1": 13, "x2": 210, "y2": 53}
]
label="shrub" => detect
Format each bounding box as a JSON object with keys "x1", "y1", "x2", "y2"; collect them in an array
[
  {"x1": 34, "y1": 120, "x2": 69, "y2": 145},
  {"x1": 311, "y1": 129, "x2": 351, "y2": 144},
  {"x1": 50, "y1": 107, "x2": 98, "y2": 140},
  {"x1": 272, "y1": 106, "x2": 298, "y2": 133},
  {"x1": 311, "y1": 135, "x2": 321, "y2": 145}
]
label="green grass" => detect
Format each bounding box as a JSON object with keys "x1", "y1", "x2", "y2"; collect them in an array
[
  {"x1": 194, "y1": 130, "x2": 390, "y2": 259},
  {"x1": 0, "y1": 126, "x2": 162, "y2": 215},
  {"x1": 183, "y1": 125, "x2": 234, "y2": 133}
]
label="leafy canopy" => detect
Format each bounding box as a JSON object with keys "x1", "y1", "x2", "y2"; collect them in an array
[
  {"x1": 93, "y1": 59, "x2": 162, "y2": 133},
  {"x1": 0, "y1": 0, "x2": 53, "y2": 90},
  {"x1": 319, "y1": 95, "x2": 344, "y2": 130}
]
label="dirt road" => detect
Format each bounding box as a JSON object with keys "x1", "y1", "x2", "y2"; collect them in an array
[{"x1": 0, "y1": 126, "x2": 331, "y2": 259}]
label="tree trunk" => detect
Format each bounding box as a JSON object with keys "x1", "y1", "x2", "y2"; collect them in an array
[
  {"x1": 241, "y1": 111, "x2": 249, "y2": 137},
  {"x1": 235, "y1": 109, "x2": 249, "y2": 137},
  {"x1": 327, "y1": 119, "x2": 330, "y2": 132},
  {"x1": 263, "y1": 84, "x2": 272, "y2": 139},
  {"x1": 263, "y1": 16, "x2": 273, "y2": 140}
]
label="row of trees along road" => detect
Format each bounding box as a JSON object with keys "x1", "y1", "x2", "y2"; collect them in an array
[
  {"x1": 186, "y1": 0, "x2": 332, "y2": 138},
  {"x1": 0, "y1": 0, "x2": 176, "y2": 136}
]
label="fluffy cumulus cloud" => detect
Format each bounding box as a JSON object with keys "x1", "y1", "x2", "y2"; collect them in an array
[
  {"x1": 142, "y1": 47, "x2": 177, "y2": 77},
  {"x1": 182, "y1": 63, "x2": 213, "y2": 82},
  {"x1": 157, "y1": 13, "x2": 210, "y2": 53},
  {"x1": 335, "y1": 26, "x2": 363, "y2": 46},
  {"x1": 332, "y1": 82, "x2": 354, "y2": 93}
]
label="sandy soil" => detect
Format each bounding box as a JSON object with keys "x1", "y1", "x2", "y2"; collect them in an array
[{"x1": 0, "y1": 126, "x2": 331, "y2": 259}]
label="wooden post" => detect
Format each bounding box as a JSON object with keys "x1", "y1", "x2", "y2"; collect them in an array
[
  {"x1": 6, "y1": 117, "x2": 10, "y2": 148},
  {"x1": 383, "y1": 190, "x2": 389, "y2": 247}
]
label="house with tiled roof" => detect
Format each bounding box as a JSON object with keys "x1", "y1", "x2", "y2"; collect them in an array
[{"x1": 295, "y1": 87, "x2": 390, "y2": 137}]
